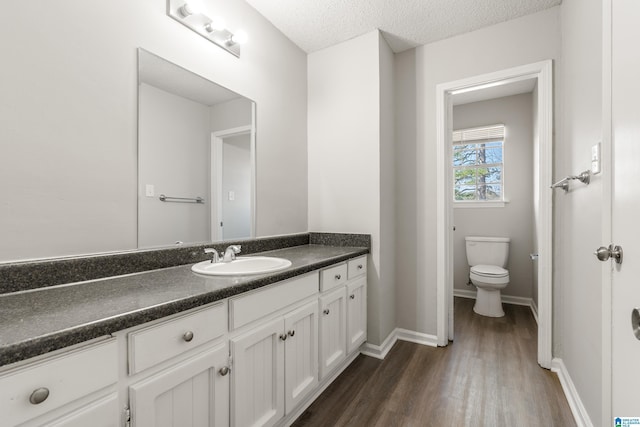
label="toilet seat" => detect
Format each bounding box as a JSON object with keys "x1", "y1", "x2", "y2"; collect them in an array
[
  {"x1": 470, "y1": 264, "x2": 509, "y2": 285},
  {"x1": 470, "y1": 264, "x2": 508, "y2": 278}
]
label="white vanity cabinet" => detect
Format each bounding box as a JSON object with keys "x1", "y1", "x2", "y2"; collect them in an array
[
  {"x1": 2, "y1": 253, "x2": 368, "y2": 427},
  {"x1": 129, "y1": 342, "x2": 230, "y2": 427},
  {"x1": 346, "y1": 256, "x2": 367, "y2": 354},
  {"x1": 229, "y1": 273, "x2": 319, "y2": 427},
  {"x1": 0, "y1": 339, "x2": 119, "y2": 427},
  {"x1": 319, "y1": 256, "x2": 368, "y2": 379},
  {"x1": 126, "y1": 302, "x2": 230, "y2": 427},
  {"x1": 318, "y1": 286, "x2": 347, "y2": 379}
]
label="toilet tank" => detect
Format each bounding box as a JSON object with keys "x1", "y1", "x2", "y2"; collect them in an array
[{"x1": 465, "y1": 236, "x2": 510, "y2": 267}]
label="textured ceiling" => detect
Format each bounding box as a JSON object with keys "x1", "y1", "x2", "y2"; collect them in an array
[{"x1": 245, "y1": 0, "x2": 562, "y2": 53}]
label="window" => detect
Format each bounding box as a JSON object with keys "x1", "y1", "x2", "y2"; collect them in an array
[{"x1": 453, "y1": 124, "x2": 505, "y2": 202}]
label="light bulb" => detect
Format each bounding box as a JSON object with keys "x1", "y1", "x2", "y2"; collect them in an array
[
  {"x1": 204, "y1": 17, "x2": 226, "y2": 33},
  {"x1": 230, "y1": 30, "x2": 249, "y2": 45},
  {"x1": 178, "y1": 0, "x2": 205, "y2": 17}
]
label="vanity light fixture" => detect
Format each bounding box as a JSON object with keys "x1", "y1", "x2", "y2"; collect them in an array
[
  {"x1": 167, "y1": 0, "x2": 247, "y2": 57},
  {"x1": 229, "y1": 30, "x2": 249, "y2": 46},
  {"x1": 204, "y1": 18, "x2": 226, "y2": 33}
]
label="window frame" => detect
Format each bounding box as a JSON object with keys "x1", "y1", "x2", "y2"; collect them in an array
[{"x1": 452, "y1": 124, "x2": 506, "y2": 206}]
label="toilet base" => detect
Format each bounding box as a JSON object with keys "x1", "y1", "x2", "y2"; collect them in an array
[{"x1": 473, "y1": 286, "x2": 505, "y2": 317}]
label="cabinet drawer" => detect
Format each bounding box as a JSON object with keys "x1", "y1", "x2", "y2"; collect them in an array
[
  {"x1": 229, "y1": 272, "x2": 318, "y2": 330},
  {"x1": 320, "y1": 263, "x2": 347, "y2": 292},
  {"x1": 128, "y1": 303, "x2": 227, "y2": 374},
  {"x1": 347, "y1": 256, "x2": 367, "y2": 279},
  {"x1": 0, "y1": 339, "x2": 117, "y2": 427}
]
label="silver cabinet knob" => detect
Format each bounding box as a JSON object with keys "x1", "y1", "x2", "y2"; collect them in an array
[
  {"x1": 219, "y1": 366, "x2": 230, "y2": 376},
  {"x1": 288, "y1": 330, "x2": 295, "y2": 337},
  {"x1": 29, "y1": 387, "x2": 50, "y2": 405},
  {"x1": 323, "y1": 309, "x2": 330, "y2": 315},
  {"x1": 335, "y1": 274, "x2": 341, "y2": 280},
  {"x1": 279, "y1": 334, "x2": 288, "y2": 341},
  {"x1": 350, "y1": 294, "x2": 355, "y2": 299},
  {"x1": 183, "y1": 331, "x2": 194, "y2": 342}
]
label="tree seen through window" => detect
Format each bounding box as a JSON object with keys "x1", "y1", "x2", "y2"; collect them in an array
[{"x1": 453, "y1": 125, "x2": 504, "y2": 202}]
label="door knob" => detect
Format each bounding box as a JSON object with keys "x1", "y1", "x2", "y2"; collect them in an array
[
  {"x1": 632, "y1": 308, "x2": 640, "y2": 341},
  {"x1": 594, "y1": 244, "x2": 623, "y2": 264}
]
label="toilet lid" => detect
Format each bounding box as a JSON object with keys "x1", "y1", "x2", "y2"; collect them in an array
[{"x1": 471, "y1": 264, "x2": 508, "y2": 277}]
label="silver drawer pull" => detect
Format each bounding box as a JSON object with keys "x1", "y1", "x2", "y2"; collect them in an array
[
  {"x1": 219, "y1": 366, "x2": 230, "y2": 376},
  {"x1": 350, "y1": 294, "x2": 355, "y2": 299},
  {"x1": 29, "y1": 387, "x2": 50, "y2": 405},
  {"x1": 335, "y1": 274, "x2": 341, "y2": 280},
  {"x1": 323, "y1": 309, "x2": 330, "y2": 315},
  {"x1": 183, "y1": 331, "x2": 194, "y2": 342},
  {"x1": 279, "y1": 334, "x2": 288, "y2": 341},
  {"x1": 357, "y1": 264, "x2": 363, "y2": 269}
]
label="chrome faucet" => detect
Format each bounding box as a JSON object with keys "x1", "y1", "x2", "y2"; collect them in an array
[
  {"x1": 204, "y1": 248, "x2": 220, "y2": 263},
  {"x1": 222, "y1": 245, "x2": 241, "y2": 262}
]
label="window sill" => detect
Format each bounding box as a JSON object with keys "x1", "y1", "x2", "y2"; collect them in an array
[{"x1": 453, "y1": 200, "x2": 508, "y2": 209}]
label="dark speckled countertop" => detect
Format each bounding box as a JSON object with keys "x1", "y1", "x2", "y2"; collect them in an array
[{"x1": 0, "y1": 244, "x2": 368, "y2": 367}]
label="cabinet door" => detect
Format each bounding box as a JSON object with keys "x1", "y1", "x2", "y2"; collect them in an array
[
  {"x1": 319, "y1": 287, "x2": 347, "y2": 380},
  {"x1": 347, "y1": 277, "x2": 367, "y2": 354},
  {"x1": 129, "y1": 343, "x2": 229, "y2": 427},
  {"x1": 231, "y1": 317, "x2": 285, "y2": 427},
  {"x1": 283, "y1": 301, "x2": 318, "y2": 414}
]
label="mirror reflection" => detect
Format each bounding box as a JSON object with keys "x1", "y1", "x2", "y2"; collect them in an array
[{"x1": 137, "y1": 49, "x2": 255, "y2": 248}]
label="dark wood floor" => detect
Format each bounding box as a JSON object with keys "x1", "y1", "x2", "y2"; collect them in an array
[{"x1": 292, "y1": 297, "x2": 576, "y2": 427}]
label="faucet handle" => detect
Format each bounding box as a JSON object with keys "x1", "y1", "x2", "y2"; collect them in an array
[{"x1": 222, "y1": 245, "x2": 242, "y2": 262}]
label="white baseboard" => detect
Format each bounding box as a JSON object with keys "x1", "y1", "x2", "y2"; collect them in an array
[
  {"x1": 361, "y1": 328, "x2": 438, "y2": 359},
  {"x1": 551, "y1": 358, "x2": 594, "y2": 427},
  {"x1": 453, "y1": 288, "x2": 537, "y2": 322}
]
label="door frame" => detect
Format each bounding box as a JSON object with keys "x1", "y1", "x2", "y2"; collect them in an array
[
  {"x1": 210, "y1": 123, "x2": 256, "y2": 242},
  {"x1": 435, "y1": 60, "x2": 554, "y2": 369}
]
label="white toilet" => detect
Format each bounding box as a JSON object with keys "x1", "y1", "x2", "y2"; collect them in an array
[{"x1": 465, "y1": 236, "x2": 510, "y2": 317}]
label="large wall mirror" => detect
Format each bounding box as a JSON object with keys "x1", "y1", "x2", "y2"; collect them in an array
[{"x1": 137, "y1": 49, "x2": 256, "y2": 249}]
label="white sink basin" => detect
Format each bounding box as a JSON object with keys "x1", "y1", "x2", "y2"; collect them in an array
[{"x1": 191, "y1": 256, "x2": 292, "y2": 276}]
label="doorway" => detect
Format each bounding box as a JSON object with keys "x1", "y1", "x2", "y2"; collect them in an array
[
  {"x1": 211, "y1": 125, "x2": 256, "y2": 241},
  {"x1": 435, "y1": 61, "x2": 554, "y2": 368}
]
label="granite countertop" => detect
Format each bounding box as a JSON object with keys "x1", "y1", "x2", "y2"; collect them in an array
[{"x1": 0, "y1": 244, "x2": 368, "y2": 367}]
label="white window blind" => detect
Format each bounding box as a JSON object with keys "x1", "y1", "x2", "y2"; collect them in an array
[{"x1": 452, "y1": 124, "x2": 505, "y2": 143}]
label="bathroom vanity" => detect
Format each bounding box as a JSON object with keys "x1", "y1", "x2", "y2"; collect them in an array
[{"x1": 0, "y1": 238, "x2": 368, "y2": 427}]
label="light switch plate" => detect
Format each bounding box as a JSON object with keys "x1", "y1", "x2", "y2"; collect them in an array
[{"x1": 145, "y1": 184, "x2": 155, "y2": 197}]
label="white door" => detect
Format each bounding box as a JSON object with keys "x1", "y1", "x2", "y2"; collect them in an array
[
  {"x1": 231, "y1": 317, "x2": 284, "y2": 427},
  {"x1": 319, "y1": 287, "x2": 347, "y2": 380},
  {"x1": 283, "y1": 301, "x2": 318, "y2": 414},
  {"x1": 129, "y1": 343, "x2": 230, "y2": 427},
  {"x1": 346, "y1": 277, "x2": 367, "y2": 354},
  {"x1": 611, "y1": 0, "x2": 640, "y2": 418}
]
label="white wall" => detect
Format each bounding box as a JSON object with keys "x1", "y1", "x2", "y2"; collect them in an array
[
  {"x1": 0, "y1": 0, "x2": 307, "y2": 262},
  {"x1": 308, "y1": 30, "x2": 396, "y2": 345},
  {"x1": 138, "y1": 84, "x2": 211, "y2": 248},
  {"x1": 210, "y1": 98, "x2": 253, "y2": 132},
  {"x1": 395, "y1": 7, "x2": 560, "y2": 335},
  {"x1": 452, "y1": 93, "x2": 534, "y2": 300},
  {"x1": 379, "y1": 32, "x2": 397, "y2": 345},
  {"x1": 222, "y1": 134, "x2": 252, "y2": 240},
  {"x1": 557, "y1": 0, "x2": 604, "y2": 423}
]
